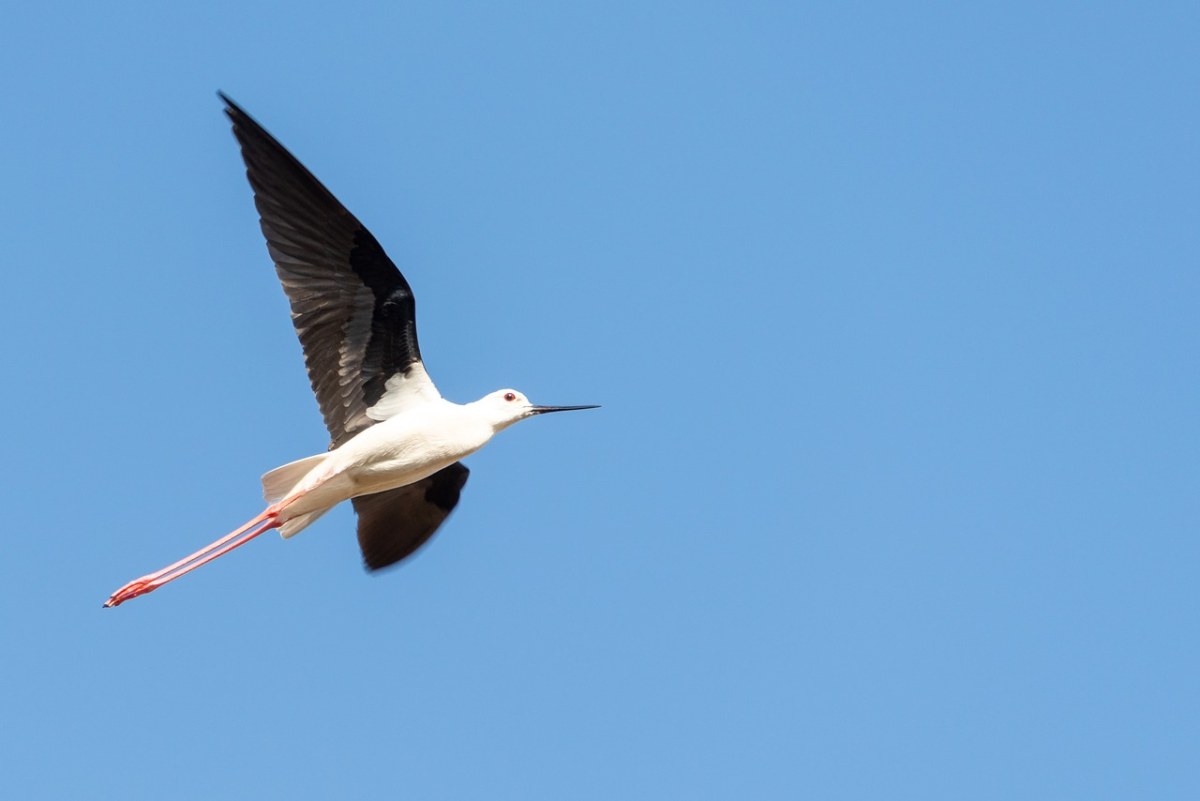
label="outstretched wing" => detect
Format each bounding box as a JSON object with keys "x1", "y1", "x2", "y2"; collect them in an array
[
  {"x1": 223, "y1": 95, "x2": 470, "y2": 569},
  {"x1": 352, "y1": 463, "x2": 470, "y2": 570},
  {"x1": 222, "y1": 93, "x2": 440, "y2": 449}
]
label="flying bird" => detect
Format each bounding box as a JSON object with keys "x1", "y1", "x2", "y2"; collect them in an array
[{"x1": 104, "y1": 94, "x2": 597, "y2": 607}]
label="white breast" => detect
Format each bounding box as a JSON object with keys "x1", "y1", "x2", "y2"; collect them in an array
[{"x1": 331, "y1": 401, "x2": 492, "y2": 495}]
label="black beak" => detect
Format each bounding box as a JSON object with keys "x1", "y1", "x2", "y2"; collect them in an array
[{"x1": 530, "y1": 404, "x2": 601, "y2": 415}]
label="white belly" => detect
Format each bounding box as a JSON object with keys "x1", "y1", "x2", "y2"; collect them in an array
[{"x1": 277, "y1": 410, "x2": 491, "y2": 521}]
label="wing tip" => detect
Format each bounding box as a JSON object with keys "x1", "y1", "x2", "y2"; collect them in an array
[{"x1": 217, "y1": 89, "x2": 239, "y2": 114}]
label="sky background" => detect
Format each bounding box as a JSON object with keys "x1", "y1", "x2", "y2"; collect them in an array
[{"x1": 2, "y1": 2, "x2": 1197, "y2": 798}]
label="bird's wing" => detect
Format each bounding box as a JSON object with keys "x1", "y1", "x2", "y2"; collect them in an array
[
  {"x1": 222, "y1": 93, "x2": 440, "y2": 448},
  {"x1": 352, "y1": 463, "x2": 470, "y2": 570}
]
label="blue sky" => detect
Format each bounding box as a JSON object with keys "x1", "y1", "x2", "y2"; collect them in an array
[{"x1": 2, "y1": 2, "x2": 1197, "y2": 798}]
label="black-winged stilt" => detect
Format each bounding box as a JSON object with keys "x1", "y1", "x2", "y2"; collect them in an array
[{"x1": 104, "y1": 94, "x2": 597, "y2": 607}]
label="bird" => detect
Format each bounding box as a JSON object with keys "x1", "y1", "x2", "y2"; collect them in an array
[{"x1": 103, "y1": 94, "x2": 598, "y2": 608}]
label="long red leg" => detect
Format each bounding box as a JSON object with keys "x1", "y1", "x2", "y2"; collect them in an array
[{"x1": 103, "y1": 509, "x2": 281, "y2": 607}]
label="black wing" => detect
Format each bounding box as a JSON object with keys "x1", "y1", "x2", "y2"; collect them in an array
[
  {"x1": 222, "y1": 92, "x2": 440, "y2": 449},
  {"x1": 352, "y1": 463, "x2": 470, "y2": 570}
]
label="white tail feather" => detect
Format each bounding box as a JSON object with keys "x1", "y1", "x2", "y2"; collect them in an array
[
  {"x1": 278, "y1": 507, "x2": 332, "y2": 539},
  {"x1": 261, "y1": 453, "x2": 328, "y2": 504}
]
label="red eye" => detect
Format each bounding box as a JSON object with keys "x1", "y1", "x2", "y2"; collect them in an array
[{"x1": 504, "y1": 392, "x2": 517, "y2": 402}]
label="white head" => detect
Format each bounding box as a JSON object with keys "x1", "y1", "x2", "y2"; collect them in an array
[{"x1": 474, "y1": 388, "x2": 599, "y2": 432}]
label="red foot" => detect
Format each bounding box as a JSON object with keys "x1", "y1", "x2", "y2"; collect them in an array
[{"x1": 103, "y1": 579, "x2": 157, "y2": 608}]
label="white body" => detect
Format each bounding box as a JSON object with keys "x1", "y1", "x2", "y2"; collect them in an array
[{"x1": 265, "y1": 390, "x2": 530, "y2": 537}]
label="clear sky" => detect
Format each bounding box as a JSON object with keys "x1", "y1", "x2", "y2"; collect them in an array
[{"x1": 2, "y1": 2, "x2": 1196, "y2": 799}]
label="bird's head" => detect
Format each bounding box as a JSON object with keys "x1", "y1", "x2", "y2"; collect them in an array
[{"x1": 476, "y1": 389, "x2": 599, "y2": 432}]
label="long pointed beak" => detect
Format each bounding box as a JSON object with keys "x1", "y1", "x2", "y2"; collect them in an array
[{"x1": 531, "y1": 404, "x2": 601, "y2": 415}]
